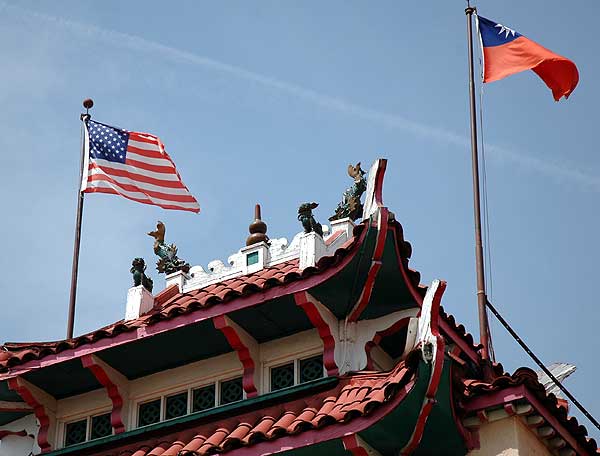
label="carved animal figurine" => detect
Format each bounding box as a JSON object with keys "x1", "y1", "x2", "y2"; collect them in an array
[
  {"x1": 147, "y1": 221, "x2": 190, "y2": 274},
  {"x1": 329, "y1": 162, "x2": 367, "y2": 222},
  {"x1": 130, "y1": 258, "x2": 154, "y2": 292},
  {"x1": 298, "y1": 202, "x2": 323, "y2": 237}
]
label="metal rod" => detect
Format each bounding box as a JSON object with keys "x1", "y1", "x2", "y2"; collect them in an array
[
  {"x1": 67, "y1": 99, "x2": 93, "y2": 339},
  {"x1": 486, "y1": 299, "x2": 600, "y2": 432},
  {"x1": 465, "y1": 6, "x2": 490, "y2": 362}
]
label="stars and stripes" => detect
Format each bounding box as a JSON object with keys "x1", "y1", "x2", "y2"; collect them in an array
[{"x1": 81, "y1": 120, "x2": 200, "y2": 213}]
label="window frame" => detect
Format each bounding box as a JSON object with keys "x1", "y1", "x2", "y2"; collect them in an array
[
  {"x1": 266, "y1": 352, "x2": 325, "y2": 392},
  {"x1": 62, "y1": 410, "x2": 113, "y2": 448},
  {"x1": 133, "y1": 374, "x2": 246, "y2": 428}
]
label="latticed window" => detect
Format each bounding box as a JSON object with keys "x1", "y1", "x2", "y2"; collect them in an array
[
  {"x1": 165, "y1": 392, "x2": 188, "y2": 420},
  {"x1": 300, "y1": 355, "x2": 324, "y2": 383},
  {"x1": 138, "y1": 399, "x2": 161, "y2": 426},
  {"x1": 90, "y1": 413, "x2": 112, "y2": 440},
  {"x1": 220, "y1": 377, "x2": 243, "y2": 404},
  {"x1": 271, "y1": 362, "x2": 295, "y2": 391},
  {"x1": 192, "y1": 384, "x2": 216, "y2": 412},
  {"x1": 64, "y1": 419, "x2": 87, "y2": 447}
]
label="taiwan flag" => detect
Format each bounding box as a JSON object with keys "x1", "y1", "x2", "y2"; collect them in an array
[{"x1": 477, "y1": 15, "x2": 579, "y2": 101}]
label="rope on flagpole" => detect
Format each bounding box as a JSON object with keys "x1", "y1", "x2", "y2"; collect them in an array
[{"x1": 486, "y1": 298, "x2": 600, "y2": 432}]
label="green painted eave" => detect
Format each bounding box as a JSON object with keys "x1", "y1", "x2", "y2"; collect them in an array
[{"x1": 45, "y1": 376, "x2": 338, "y2": 456}]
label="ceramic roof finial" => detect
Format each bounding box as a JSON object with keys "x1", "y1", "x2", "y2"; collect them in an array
[{"x1": 246, "y1": 204, "x2": 269, "y2": 246}]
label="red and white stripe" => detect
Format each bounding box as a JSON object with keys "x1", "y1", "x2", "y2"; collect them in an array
[{"x1": 81, "y1": 130, "x2": 200, "y2": 213}]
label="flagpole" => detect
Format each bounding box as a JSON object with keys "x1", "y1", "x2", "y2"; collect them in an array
[
  {"x1": 465, "y1": 5, "x2": 491, "y2": 363},
  {"x1": 67, "y1": 98, "x2": 93, "y2": 339}
]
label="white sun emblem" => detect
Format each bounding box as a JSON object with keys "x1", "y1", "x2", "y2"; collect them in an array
[{"x1": 495, "y1": 23, "x2": 517, "y2": 38}]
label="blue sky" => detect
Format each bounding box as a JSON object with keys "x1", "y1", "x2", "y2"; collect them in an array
[{"x1": 1, "y1": 0, "x2": 598, "y2": 438}]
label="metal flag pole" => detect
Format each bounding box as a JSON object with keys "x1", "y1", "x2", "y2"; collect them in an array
[
  {"x1": 465, "y1": 4, "x2": 491, "y2": 363},
  {"x1": 67, "y1": 98, "x2": 93, "y2": 339}
]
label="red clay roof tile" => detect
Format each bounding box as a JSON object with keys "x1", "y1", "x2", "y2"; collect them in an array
[{"x1": 89, "y1": 359, "x2": 416, "y2": 456}]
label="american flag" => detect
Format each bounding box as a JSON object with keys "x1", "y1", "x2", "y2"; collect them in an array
[{"x1": 81, "y1": 120, "x2": 200, "y2": 213}]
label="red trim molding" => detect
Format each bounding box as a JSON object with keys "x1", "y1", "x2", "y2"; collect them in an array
[
  {"x1": 81, "y1": 354, "x2": 126, "y2": 434},
  {"x1": 0, "y1": 400, "x2": 32, "y2": 413},
  {"x1": 0, "y1": 429, "x2": 28, "y2": 440},
  {"x1": 213, "y1": 315, "x2": 258, "y2": 398},
  {"x1": 365, "y1": 316, "x2": 413, "y2": 370},
  {"x1": 294, "y1": 292, "x2": 339, "y2": 376},
  {"x1": 342, "y1": 434, "x2": 381, "y2": 456},
  {"x1": 400, "y1": 281, "x2": 446, "y2": 455},
  {"x1": 7, "y1": 377, "x2": 52, "y2": 453},
  {"x1": 348, "y1": 208, "x2": 389, "y2": 322}
]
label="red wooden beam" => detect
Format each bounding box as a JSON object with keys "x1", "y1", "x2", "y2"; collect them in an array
[
  {"x1": 0, "y1": 429, "x2": 28, "y2": 440},
  {"x1": 7, "y1": 377, "x2": 52, "y2": 453},
  {"x1": 294, "y1": 292, "x2": 339, "y2": 376},
  {"x1": 81, "y1": 354, "x2": 126, "y2": 434},
  {"x1": 213, "y1": 315, "x2": 258, "y2": 398},
  {"x1": 342, "y1": 433, "x2": 381, "y2": 456}
]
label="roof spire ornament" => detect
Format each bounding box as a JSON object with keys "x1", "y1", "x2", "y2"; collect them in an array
[
  {"x1": 246, "y1": 204, "x2": 269, "y2": 246},
  {"x1": 147, "y1": 221, "x2": 190, "y2": 274},
  {"x1": 130, "y1": 258, "x2": 153, "y2": 292},
  {"x1": 329, "y1": 162, "x2": 367, "y2": 222},
  {"x1": 298, "y1": 202, "x2": 323, "y2": 237}
]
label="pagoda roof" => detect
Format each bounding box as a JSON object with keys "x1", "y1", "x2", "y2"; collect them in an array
[
  {"x1": 50, "y1": 357, "x2": 418, "y2": 456},
  {"x1": 0, "y1": 217, "x2": 479, "y2": 379}
]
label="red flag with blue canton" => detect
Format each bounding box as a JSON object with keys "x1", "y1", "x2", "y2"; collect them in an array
[
  {"x1": 477, "y1": 15, "x2": 579, "y2": 101},
  {"x1": 81, "y1": 120, "x2": 200, "y2": 213}
]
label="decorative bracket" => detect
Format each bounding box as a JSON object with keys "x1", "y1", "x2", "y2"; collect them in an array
[
  {"x1": 294, "y1": 292, "x2": 339, "y2": 376},
  {"x1": 81, "y1": 354, "x2": 128, "y2": 434},
  {"x1": 342, "y1": 433, "x2": 382, "y2": 456},
  {"x1": 296, "y1": 291, "x2": 419, "y2": 374},
  {"x1": 213, "y1": 315, "x2": 259, "y2": 398},
  {"x1": 7, "y1": 376, "x2": 56, "y2": 453}
]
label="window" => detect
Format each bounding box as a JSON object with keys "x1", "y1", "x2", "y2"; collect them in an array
[
  {"x1": 136, "y1": 377, "x2": 243, "y2": 428},
  {"x1": 64, "y1": 419, "x2": 86, "y2": 447},
  {"x1": 271, "y1": 362, "x2": 294, "y2": 391},
  {"x1": 220, "y1": 377, "x2": 244, "y2": 404},
  {"x1": 192, "y1": 384, "x2": 216, "y2": 412},
  {"x1": 138, "y1": 399, "x2": 161, "y2": 427},
  {"x1": 90, "y1": 413, "x2": 112, "y2": 440},
  {"x1": 269, "y1": 355, "x2": 324, "y2": 392},
  {"x1": 300, "y1": 355, "x2": 324, "y2": 383},
  {"x1": 165, "y1": 391, "x2": 188, "y2": 420},
  {"x1": 246, "y1": 251, "x2": 259, "y2": 266},
  {"x1": 64, "y1": 412, "x2": 112, "y2": 447}
]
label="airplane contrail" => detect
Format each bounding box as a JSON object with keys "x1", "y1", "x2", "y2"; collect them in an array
[{"x1": 3, "y1": 2, "x2": 598, "y2": 191}]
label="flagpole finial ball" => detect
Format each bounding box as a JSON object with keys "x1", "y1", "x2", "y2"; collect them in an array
[{"x1": 83, "y1": 98, "x2": 94, "y2": 110}]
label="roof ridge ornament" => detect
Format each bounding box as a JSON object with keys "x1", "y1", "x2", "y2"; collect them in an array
[
  {"x1": 130, "y1": 258, "x2": 153, "y2": 292},
  {"x1": 147, "y1": 221, "x2": 190, "y2": 275},
  {"x1": 298, "y1": 202, "x2": 323, "y2": 236},
  {"x1": 329, "y1": 162, "x2": 367, "y2": 222},
  {"x1": 246, "y1": 204, "x2": 269, "y2": 246}
]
